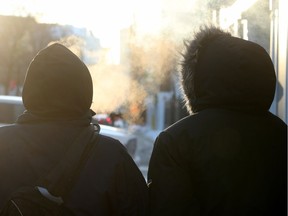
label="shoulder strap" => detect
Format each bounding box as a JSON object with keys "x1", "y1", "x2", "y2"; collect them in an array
[{"x1": 39, "y1": 123, "x2": 100, "y2": 199}]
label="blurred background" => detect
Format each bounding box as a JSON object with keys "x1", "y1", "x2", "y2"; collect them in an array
[{"x1": 0, "y1": 0, "x2": 287, "y2": 178}]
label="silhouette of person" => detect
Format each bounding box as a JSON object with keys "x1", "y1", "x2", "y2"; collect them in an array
[
  {"x1": 0, "y1": 43, "x2": 148, "y2": 216},
  {"x1": 148, "y1": 25, "x2": 287, "y2": 216}
]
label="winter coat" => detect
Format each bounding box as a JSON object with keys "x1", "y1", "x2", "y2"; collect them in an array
[
  {"x1": 148, "y1": 109, "x2": 287, "y2": 216},
  {"x1": 148, "y1": 35, "x2": 287, "y2": 216},
  {"x1": 0, "y1": 114, "x2": 148, "y2": 216},
  {"x1": 0, "y1": 43, "x2": 148, "y2": 216}
]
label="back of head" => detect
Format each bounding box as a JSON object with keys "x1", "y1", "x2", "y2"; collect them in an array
[
  {"x1": 22, "y1": 43, "x2": 93, "y2": 119},
  {"x1": 180, "y1": 25, "x2": 276, "y2": 114}
]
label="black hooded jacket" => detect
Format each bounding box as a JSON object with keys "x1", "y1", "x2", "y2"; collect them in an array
[
  {"x1": 0, "y1": 43, "x2": 148, "y2": 216},
  {"x1": 148, "y1": 36, "x2": 287, "y2": 216}
]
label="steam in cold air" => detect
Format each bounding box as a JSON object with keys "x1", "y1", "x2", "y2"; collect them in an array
[
  {"x1": 89, "y1": 63, "x2": 147, "y2": 122},
  {"x1": 55, "y1": 1, "x2": 213, "y2": 123},
  {"x1": 57, "y1": 0, "x2": 266, "y2": 123}
]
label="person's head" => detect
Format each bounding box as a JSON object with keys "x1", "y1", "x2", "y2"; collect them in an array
[
  {"x1": 180, "y1": 25, "x2": 276, "y2": 114},
  {"x1": 22, "y1": 43, "x2": 93, "y2": 119}
]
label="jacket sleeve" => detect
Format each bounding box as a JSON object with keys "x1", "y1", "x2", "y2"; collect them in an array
[{"x1": 147, "y1": 131, "x2": 198, "y2": 216}]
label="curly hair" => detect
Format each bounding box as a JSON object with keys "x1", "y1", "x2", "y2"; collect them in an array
[{"x1": 180, "y1": 25, "x2": 231, "y2": 114}]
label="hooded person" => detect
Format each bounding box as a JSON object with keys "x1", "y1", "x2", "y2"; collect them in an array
[
  {"x1": 22, "y1": 42, "x2": 93, "y2": 119},
  {"x1": 148, "y1": 25, "x2": 287, "y2": 216},
  {"x1": 0, "y1": 43, "x2": 149, "y2": 216}
]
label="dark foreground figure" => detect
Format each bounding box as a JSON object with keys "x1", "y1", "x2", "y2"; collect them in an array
[
  {"x1": 148, "y1": 26, "x2": 287, "y2": 216},
  {"x1": 0, "y1": 43, "x2": 148, "y2": 216}
]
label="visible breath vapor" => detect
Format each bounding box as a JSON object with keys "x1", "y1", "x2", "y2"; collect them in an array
[
  {"x1": 53, "y1": 0, "x2": 264, "y2": 124},
  {"x1": 89, "y1": 63, "x2": 147, "y2": 123}
]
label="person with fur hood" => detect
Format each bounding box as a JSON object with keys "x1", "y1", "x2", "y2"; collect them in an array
[{"x1": 148, "y1": 25, "x2": 287, "y2": 216}]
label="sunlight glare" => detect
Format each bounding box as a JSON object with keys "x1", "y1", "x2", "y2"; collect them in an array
[{"x1": 219, "y1": 0, "x2": 258, "y2": 29}]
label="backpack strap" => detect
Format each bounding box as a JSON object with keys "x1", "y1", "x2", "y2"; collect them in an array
[{"x1": 38, "y1": 123, "x2": 100, "y2": 199}]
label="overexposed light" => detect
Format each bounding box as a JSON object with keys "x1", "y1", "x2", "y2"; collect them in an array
[
  {"x1": 132, "y1": 0, "x2": 162, "y2": 35},
  {"x1": 278, "y1": 0, "x2": 288, "y2": 96},
  {"x1": 0, "y1": 0, "x2": 135, "y2": 38},
  {"x1": 220, "y1": 0, "x2": 258, "y2": 29},
  {"x1": 0, "y1": 0, "x2": 32, "y2": 16},
  {"x1": 0, "y1": 0, "x2": 194, "y2": 63}
]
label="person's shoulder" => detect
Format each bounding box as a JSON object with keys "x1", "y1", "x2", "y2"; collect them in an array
[
  {"x1": 92, "y1": 133, "x2": 139, "y2": 171},
  {"x1": 96, "y1": 133, "x2": 129, "y2": 156},
  {"x1": 164, "y1": 114, "x2": 195, "y2": 134},
  {"x1": 267, "y1": 112, "x2": 287, "y2": 126},
  {"x1": 164, "y1": 109, "x2": 234, "y2": 134},
  {"x1": 97, "y1": 133, "x2": 124, "y2": 146},
  {"x1": 159, "y1": 111, "x2": 212, "y2": 142},
  {"x1": 0, "y1": 124, "x2": 19, "y2": 135},
  {"x1": 152, "y1": 116, "x2": 194, "y2": 145},
  {"x1": 0, "y1": 124, "x2": 22, "y2": 152}
]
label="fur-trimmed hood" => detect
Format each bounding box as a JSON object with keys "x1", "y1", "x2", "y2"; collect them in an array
[{"x1": 181, "y1": 32, "x2": 276, "y2": 113}]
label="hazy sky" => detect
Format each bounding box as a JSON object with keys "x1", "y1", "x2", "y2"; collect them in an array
[
  {"x1": 0, "y1": 0, "x2": 262, "y2": 67},
  {"x1": 0, "y1": 0, "x2": 197, "y2": 47}
]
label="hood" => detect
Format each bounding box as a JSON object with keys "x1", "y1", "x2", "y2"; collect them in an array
[
  {"x1": 192, "y1": 36, "x2": 276, "y2": 113},
  {"x1": 22, "y1": 43, "x2": 93, "y2": 119}
]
